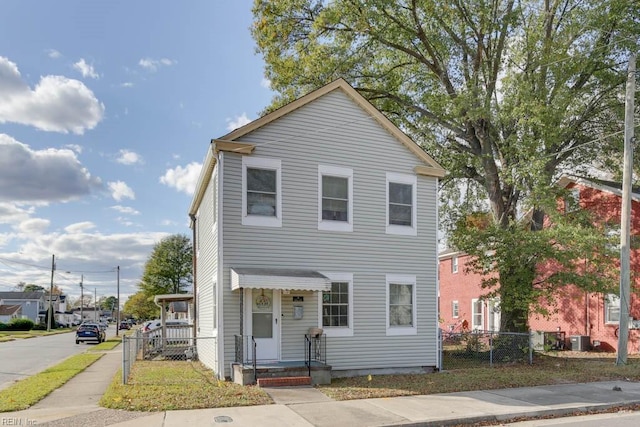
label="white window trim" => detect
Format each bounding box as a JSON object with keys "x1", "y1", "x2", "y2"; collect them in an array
[
  {"x1": 452, "y1": 300, "x2": 459, "y2": 318},
  {"x1": 452, "y1": 256, "x2": 459, "y2": 274},
  {"x1": 471, "y1": 298, "x2": 484, "y2": 331},
  {"x1": 242, "y1": 156, "x2": 282, "y2": 227},
  {"x1": 386, "y1": 172, "x2": 417, "y2": 236},
  {"x1": 317, "y1": 272, "x2": 353, "y2": 337},
  {"x1": 605, "y1": 293, "x2": 620, "y2": 324},
  {"x1": 386, "y1": 274, "x2": 417, "y2": 336},
  {"x1": 318, "y1": 165, "x2": 353, "y2": 232},
  {"x1": 211, "y1": 277, "x2": 218, "y2": 337}
]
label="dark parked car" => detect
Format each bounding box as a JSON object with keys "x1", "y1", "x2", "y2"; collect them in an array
[
  {"x1": 75, "y1": 323, "x2": 105, "y2": 344},
  {"x1": 119, "y1": 321, "x2": 131, "y2": 330}
]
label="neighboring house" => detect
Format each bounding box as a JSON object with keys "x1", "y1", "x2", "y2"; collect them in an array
[
  {"x1": 189, "y1": 78, "x2": 445, "y2": 383},
  {"x1": 0, "y1": 304, "x2": 22, "y2": 323},
  {"x1": 439, "y1": 251, "x2": 501, "y2": 333},
  {"x1": 0, "y1": 291, "x2": 45, "y2": 323},
  {"x1": 439, "y1": 176, "x2": 640, "y2": 352}
]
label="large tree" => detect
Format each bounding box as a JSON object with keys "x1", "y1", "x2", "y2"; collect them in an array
[
  {"x1": 252, "y1": 0, "x2": 638, "y2": 331},
  {"x1": 140, "y1": 234, "x2": 193, "y2": 295},
  {"x1": 123, "y1": 291, "x2": 159, "y2": 320}
]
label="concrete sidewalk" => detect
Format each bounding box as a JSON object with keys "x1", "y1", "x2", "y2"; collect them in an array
[{"x1": 4, "y1": 347, "x2": 640, "y2": 426}]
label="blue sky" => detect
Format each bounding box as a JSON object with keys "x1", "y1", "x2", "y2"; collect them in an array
[{"x1": 0, "y1": 1, "x2": 273, "y2": 303}]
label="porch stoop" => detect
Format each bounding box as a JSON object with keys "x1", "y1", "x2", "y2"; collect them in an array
[
  {"x1": 232, "y1": 361, "x2": 332, "y2": 386},
  {"x1": 257, "y1": 376, "x2": 311, "y2": 387}
]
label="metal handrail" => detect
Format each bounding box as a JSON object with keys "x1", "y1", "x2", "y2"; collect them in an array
[
  {"x1": 304, "y1": 334, "x2": 312, "y2": 376},
  {"x1": 251, "y1": 336, "x2": 257, "y2": 382}
]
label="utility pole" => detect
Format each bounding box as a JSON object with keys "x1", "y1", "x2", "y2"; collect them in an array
[
  {"x1": 94, "y1": 288, "x2": 98, "y2": 322},
  {"x1": 616, "y1": 53, "x2": 636, "y2": 366},
  {"x1": 116, "y1": 266, "x2": 120, "y2": 337},
  {"x1": 47, "y1": 254, "x2": 55, "y2": 332},
  {"x1": 79, "y1": 274, "x2": 84, "y2": 324}
]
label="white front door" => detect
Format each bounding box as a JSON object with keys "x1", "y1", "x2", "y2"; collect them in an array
[{"x1": 247, "y1": 288, "x2": 280, "y2": 361}]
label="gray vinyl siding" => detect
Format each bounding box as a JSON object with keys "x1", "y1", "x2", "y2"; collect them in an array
[
  {"x1": 218, "y1": 89, "x2": 439, "y2": 375},
  {"x1": 281, "y1": 291, "x2": 318, "y2": 360},
  {"x1": 195, "y1": 167, "x2": 218, "y2": 372}
]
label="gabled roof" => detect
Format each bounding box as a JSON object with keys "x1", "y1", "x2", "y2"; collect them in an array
[
  {"x1": 0, "y1": 291, "x2": 45, "y2": 300},
  {"x1": 189, "y1": 78, "x2": 445, "y2": 216},
  {"x1": 557, "y1": 175, "x2": 640, "y2": 202},
  {"x1": 0, "y1": 304, "x2": 21, "y2": 316}
]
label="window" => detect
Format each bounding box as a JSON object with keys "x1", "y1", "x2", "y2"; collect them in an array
[
  {"x1": 452, "y1": 256, "x2": 459, "y2": 274},
  {"x1": 242, "y1": 157, "x2": 282, "y2": 227},
  {"x1": 318, "y1": 273, "x2": 353, "y2": 337},
  {"x1": 452, "y1": 300, "x2": 459, "y2": 318},
  {"x1": 605, "y1": 294, "x2": 620, "y2": 324},
  {"x1": 386, "y1": 274, "x2": 417, "y2": 335},
  {"x1": 564, "y1": 187, "x2": 580, "y2": 212},
  {"x1": 386, "y1": 173, "x2": 417, "y2": 236},
  {"x1": 471, "y1": 299, "x2": 484, "y2": 331},
  {"x1": 318, "y1": 165, "x2": 353, "y2": 232}
]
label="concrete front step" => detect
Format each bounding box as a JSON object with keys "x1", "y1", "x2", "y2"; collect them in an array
[{"x1": 257, "y1": 376, "x2": 312, "y2": 387}]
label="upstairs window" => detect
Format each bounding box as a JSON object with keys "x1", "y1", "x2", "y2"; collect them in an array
[
  {"x1": 452, "y1": 300, "x2": 459, "y2": 318},
  {"x1": 564, "y1": 187, "x2": 580, "y2": 212},
  {"x1": 452, "y1": 256, "x2": 459, "y2": 274},
  {"x1": 242, "y1": 157, "x2": 282, "y2": 227},
  {"x1": 318, "y1": 165, "x2": 353, "y2": 232},
  {"x1": 386, "y1": 173, "x2": 417, "y2": 236}
]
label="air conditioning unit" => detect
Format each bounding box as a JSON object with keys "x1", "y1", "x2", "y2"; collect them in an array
[{"x1": 570, "y1": 335, "x2": 590, "y2": 351}]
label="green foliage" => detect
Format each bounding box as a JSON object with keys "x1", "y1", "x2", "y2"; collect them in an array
[
  {"x1": 123, "y1": 291, "x2": 160, "y2": 320},
  {"x1": 22, "y1": 284, "x2": 44, "y2": 293},
  {"x1": 31, "y1": 324, "x2": 46, "y2": 331},
  {"x1": 6, "y1": 318, "x2": 34, "y2": 331},
  {"x1": 252, "y1": 0, "x2": 639, "y2": 331},
  {"x1": 140, "y1": 234, "x2": 193, "y2": 296}
]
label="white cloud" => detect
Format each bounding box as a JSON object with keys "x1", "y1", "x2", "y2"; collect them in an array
[
  {"x1": 0, "y1": 203, "x2": 34, "y2": 226},
  {"x1": 108, "y1": 181, "x2": 135, "y2": 201},
  {"x1": 64, "y1": 144, "x2": 83, "y2": 154},
  {"x1": 111, "y1": 205, "x2": 140, "y2": 215},
  {"x1": 138, "y1": 57, "x2": 176, "y2": 72},
  {"x1": 159, "y1": 162, "x2": 201, "y2": 195},
  {"x1": 116, "y1": 149, "x2": 143, "y2": 166},
  {"x1": 64, "y1": 222, "x2": 96, "y2": 233},
  {"x1": 0, "y1": 56, "x2": 104, "y2": 134},
  {"x1": 47, "y1": 49, "x2": 62, "y2": 59},
  {"x1": 121, "y1": 82, "x2": 134, "y2": 88},
  {"x1": 226, "y1": 113, "x2": 252, "y2": 131},
  {"x1": 261, "y1": 77, "x2": 271, "y2": 89},
  {"x1": 73, "y1": 58, "x2": 99, "y2": 79},
  {"x1": 17, "y1": 218, "x2": 50, "y2": 234},
  {"x1": 0, "y1": 134, "x2": 102, "y2": 203}
]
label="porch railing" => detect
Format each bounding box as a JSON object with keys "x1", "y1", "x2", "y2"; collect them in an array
[
  {"x1": 234, "y1": 334, "x2": 257, "y2": 382},
  {"x1": 304, "y1": 333, "x2": 326, "y2": 376}
]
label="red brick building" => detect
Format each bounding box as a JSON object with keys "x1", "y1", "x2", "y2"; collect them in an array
[{"x1": 439, "y1": 177, "x2": 640, "y2": 352}]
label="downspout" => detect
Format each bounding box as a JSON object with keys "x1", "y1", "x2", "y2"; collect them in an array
[{"x1": 190, "y1": 213, "x2": 198, "y2": 338}]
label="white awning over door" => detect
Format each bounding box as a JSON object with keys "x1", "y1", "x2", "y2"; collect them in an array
[{"x1": 230, "y1": 268, "x2": 331, "y2": 292}]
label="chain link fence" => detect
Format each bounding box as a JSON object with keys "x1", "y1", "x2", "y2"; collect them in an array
[
  {"x1": 122, "y1": 330, "x2": 216, "y2": 384},
  {"x1": 440, "y1": 330, "x2": 533, "y2": 370}
]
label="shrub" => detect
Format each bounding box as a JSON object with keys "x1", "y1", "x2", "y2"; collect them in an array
[
  {"x1": 0, "y1": 322, "x2": 7, "y2": 331},
  {"x1": 8, "y1": 318, "x2": 35, "y2": 331},
  {"x1": 31, "y1": 324, "x2": 47, "y2": 331}
]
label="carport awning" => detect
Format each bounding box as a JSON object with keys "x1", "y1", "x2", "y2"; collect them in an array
[{"x1": 230, "y1": 268, "x2": 331, "y2": 292}]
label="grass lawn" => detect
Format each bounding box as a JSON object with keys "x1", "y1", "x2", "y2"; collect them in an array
[
  {"x1": 318, "y1": 353, "x2": 640, "y2": 400},
  {"x1": 100, "y1": 361, "x2": 272, "y2": 411},
  {"x1": 0, "y1": 352, "x2": 103, "y2": 412}
]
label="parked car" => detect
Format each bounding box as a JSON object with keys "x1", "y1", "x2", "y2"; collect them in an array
[
  {"x1": 75, "y1": 323, "x2": 105, "y2": 344},
  {"x1": 119, "y1": 321, "x2": 131, "y2": 330}
]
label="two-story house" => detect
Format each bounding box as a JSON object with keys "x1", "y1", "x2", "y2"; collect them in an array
[
  {"x1": 439, "y1": 176, "x2": 640, "y2": 353},
  {"x1": 0, "y1": 291, "x2": 45, "y2": 324},
  {"x1": 189, "y1": 79, "x2": 445, "y2": 384}
]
